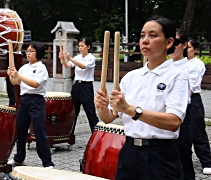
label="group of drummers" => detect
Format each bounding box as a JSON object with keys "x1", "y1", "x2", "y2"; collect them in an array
[{"x1": 1, "y1": 8, "x2": 211, "y2": 180}]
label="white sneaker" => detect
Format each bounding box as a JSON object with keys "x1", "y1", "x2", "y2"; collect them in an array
[
  {"x1": 203, "y1": 167, "x2": 211, "y2": 175},
  {"x1": 44, "y1": 166, "x2": 54, "y2": 169},
  {"x1": 7, "y1": 159, "x2": 25, "y2": 166}
]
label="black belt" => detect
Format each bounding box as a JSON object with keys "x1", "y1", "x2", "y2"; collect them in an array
[
  {"x1": 75, "y1": 80, "x2": 92, "y2": 84},
  {"x1": 126, "y1": 136, "x2": 175, "y2": 147}
]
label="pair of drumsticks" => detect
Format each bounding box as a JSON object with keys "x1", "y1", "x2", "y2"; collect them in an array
[
  {"x1": 58, "y1": 31, "x2": 68, "y2": 63},
  {"x1": 100, "y1": 31, "x2": 120, "y2": 115}
]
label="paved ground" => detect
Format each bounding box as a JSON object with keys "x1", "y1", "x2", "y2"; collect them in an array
[{"x1": 1, "y1": 95, "x2": 211, "y2": 179}]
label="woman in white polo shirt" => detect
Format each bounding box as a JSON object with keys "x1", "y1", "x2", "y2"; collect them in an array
[
  {"x1": 94, "y1": 15, "x2": 189, "y2": 180},
  {"x1": 59, "y1": 37, "x2": 99, "y2": 133},
  {"x1": 170, "y1": 29, "x2": 202, "y2": 180},
  {"x1": 7, "y1": 41, "x2": 54, "y2": 168},
  {"x1": 187, "y1": 38, "x2": 211, "y2": 175}
]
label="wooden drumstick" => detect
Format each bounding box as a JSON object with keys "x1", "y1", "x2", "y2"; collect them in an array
[
  {"x1": 113, "y1": 32, "x2": 120, "y2": 115},
  {"x1": 65, "y1": 31, "x2": 68, "y2": 62},
  {"x1": 65, "y1": 31, "x2": 68, "y2": 53},
  {"x1": 99, "y1": 31, "x2": 110, "y2": 112},
  {"x1": 8, "y1": 40, "x2": 15, "y2": 80},
  {"x1": 9, "y1": 40, "x2": 15, "y2": 68},
  {"x1": 59, "y1": 32, "x2": 63, "y2": 63}
]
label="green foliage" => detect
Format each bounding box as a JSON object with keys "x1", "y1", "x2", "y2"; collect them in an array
[
  {"x1": 205, "y1": 121, "x2": 211, "y2": 126},
  {"x1": 197, "y1": 56, "x2": 211, "y2": 65}
]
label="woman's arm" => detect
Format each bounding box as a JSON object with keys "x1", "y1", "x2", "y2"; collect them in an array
[
  {"x1": 10, "y1": 67, "x2": 39, "y2": 88},
  {"x1": 66, "y1": 52, "x2": 86, "y2": 69},
  {"x1": 110, "y1": 90, "x2": 182, "y2": 132}
]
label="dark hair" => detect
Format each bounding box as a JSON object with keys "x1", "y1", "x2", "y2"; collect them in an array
[
  {"x1": 29, "y1": 41, "x2": 45, "y2": 60},
  {"x1": 188, "y1": 37, "x2": 200, "y2": 50},
  {"x1": 144, "y1": 15, "x2": 179, "y2": 54},
  {"x1": 79, "y1": 37, "x2": 92, "y2": 49},
  {"x1": 176, "y1": 29, "x2": 188, "y2": 57}
]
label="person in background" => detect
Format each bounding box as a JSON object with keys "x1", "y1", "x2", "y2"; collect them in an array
[
  {"x1": 59, "y1": 37, "x2": 99, "y2": 133},
  {"x1": 187, "y1": 38, "x2": 211, "y2": 175},
  {"x1": 170, "y1": 29, "x2": 201, "y2": 180},
  {"x1": 7, "y1": 41, "x2": 54, "y2": 168},
  {"x1": 94, "y1": 15, "x2": 189, "y2": 180}
]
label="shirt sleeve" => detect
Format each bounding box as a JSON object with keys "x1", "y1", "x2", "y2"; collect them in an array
[
  {"x1": 165, "y1": 75, "x2": 189, "y2": 121},
  {"x1": 33, "y1": 65, "x2": 48, "y2": 85},
  {"x1": 187, "y1": 67, "x2": 202, "y2": 92},
  {"x1": 84, "y1": 54, "x2": 96, "y2": 69}
]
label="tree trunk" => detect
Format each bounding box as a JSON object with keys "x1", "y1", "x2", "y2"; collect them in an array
[{"x1": 180, "y1": 0, "x2": 196, "y2": 35}]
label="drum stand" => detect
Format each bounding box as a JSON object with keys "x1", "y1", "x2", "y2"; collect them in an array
[{"x1": 27, "y1": 133, "x2": 75, "y2": 153}]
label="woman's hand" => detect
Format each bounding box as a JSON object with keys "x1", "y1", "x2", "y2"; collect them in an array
[
  {"x1": 7, "y1": 67, "x2": 12, "y2": 76},
  {"x1": 65, "y1": 52, "x2": 72, "y2": 61},
  {"x1": 10, "y1": 67, "x2": 18, "y2": 79},
  {"x1": 59, "y1": 52, "x2": 65, "y2": 63},
  {"x1": 94, "y1": 89, "x2": 109, "y2": 110},
  {"x1": 110, "y1": 90, "x2": 130, "y2": 113}
]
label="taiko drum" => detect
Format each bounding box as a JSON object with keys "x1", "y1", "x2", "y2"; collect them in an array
[
  {"x1": 28, "y1": 92, "x2": 75, "y2": 147},
  {"x1": 0, "y1": 9, "x2": 24, "y2": 52},
  {"x1": 83, "y1": 122, "x2": 126, "y2": 180},
  {"x1": 0, "y1": 105, "x2": 17, "y2": 167}
]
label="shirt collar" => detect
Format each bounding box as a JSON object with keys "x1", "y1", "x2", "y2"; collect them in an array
[
  {"x1": 141, "y1": 59, "x2": 175, "y2": 76},
  {"x1": 28, "y1": 61, "x2": 41, "y2": 67},
  {"x1": 173, "y1": 57, "x2": 188, "y2": 67}
]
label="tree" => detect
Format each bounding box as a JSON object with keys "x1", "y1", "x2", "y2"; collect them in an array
[
  {"x1": 3, "y1": 0, "x2": 211, "y2": 42},
  {"x1": 180, "y1": 0, "x2": 196, "y2": 35}
]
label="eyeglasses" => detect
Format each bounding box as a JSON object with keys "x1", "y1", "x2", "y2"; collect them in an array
[{"x1": 25, "y1": 50, "x2": 36, "y2": 54}]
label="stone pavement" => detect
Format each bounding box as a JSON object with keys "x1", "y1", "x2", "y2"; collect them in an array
[{"x1": 1, "y1": 96, "x2": 211, "y2": 180}]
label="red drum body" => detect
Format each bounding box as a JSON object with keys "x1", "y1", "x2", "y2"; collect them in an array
[
  {"x1": 0, "y1": 105, "x2": 17, "y2": 168},
  {"x1": 0, "y1": 8, "x2": 24, "y2": 54},
  {"x1": 28, "y1": 92, "x2": 75, "y2": 147},
  {"x1": 83, "y1": 122, "x2": 126, "y2": 180}
]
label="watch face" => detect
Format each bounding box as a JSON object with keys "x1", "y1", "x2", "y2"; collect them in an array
[{"x1": 136, "y1": 107, "x2": 142, "y2": 113}]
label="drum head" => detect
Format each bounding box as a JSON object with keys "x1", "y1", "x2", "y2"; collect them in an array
[
  {"x1": 45, "y1": 91, "x2": 71, "y2": 98},
  {"x1": 0, "y1": 8, "x2": 24, "y2": 52},
  {"x1": 10, "y1": 166, "x2": 108, "y2": 180}
]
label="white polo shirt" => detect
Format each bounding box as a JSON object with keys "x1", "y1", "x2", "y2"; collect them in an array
[
  {"x1": 118, "y1": 59, "x2": 189, "y2": 139},
  {"x1": 189, "y1": 57, "x2": 206, "y2": 77},
  {"x1": 68, "y1": 53, "x2": 95, "y2": 81},
  {"x1": 18, "y1": 61, "x2": 48, "y2": 96},
  {"x1": 173, "y1": 57, "x2": 202, "y2": 94}
]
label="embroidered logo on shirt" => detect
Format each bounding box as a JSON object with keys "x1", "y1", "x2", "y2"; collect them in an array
[
  {"x1": 33, "y1": 70, "x2": 36, "y2": 73},
  {"x1": 157, "y1": 83, "x2": 166, "y2": 91}
]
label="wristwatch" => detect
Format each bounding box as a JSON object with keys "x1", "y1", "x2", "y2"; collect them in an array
[{"x1": 132, "y1": 106, "x2": 143, "y2": 120}]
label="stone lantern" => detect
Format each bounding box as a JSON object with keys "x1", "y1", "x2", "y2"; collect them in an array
[{"x1": 50, "y1": 21, "x2": 80, "y2": 92}]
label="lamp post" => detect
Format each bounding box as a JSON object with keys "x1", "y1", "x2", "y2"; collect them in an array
[
  {"x1": 124, "y1": 0, "x2": 129, "y2": 62},
  {"x1": 5, "y1": 0, "x2": 10, "y2": 8}
]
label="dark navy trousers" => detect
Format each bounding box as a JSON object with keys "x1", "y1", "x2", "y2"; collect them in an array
[
  {"x1": 71, "y1": 81, "x2": 99, "y2": 133},
  {"x1": 175, "y1": 106, "x2": 195, "y2": 180},
  {"x1": 14, "y1": 94, "x2": 54, "y2": 167},
  {"x1": 190, "y1": 93, "x2": 211, "y2": 168},
  {"x1": 116, "y1": 140, "x2": 184, "y2": 180}
]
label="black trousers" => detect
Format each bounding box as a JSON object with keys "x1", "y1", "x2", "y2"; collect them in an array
[
  {"x1": 116, "y1": 139, "x2": 184, "y2": 180},
  {"x1": 175, "y1": 106, "x2": 195, "y2": 180},
  {"x1": 6, "y1": 76, "x2": 15, "y2": 105},
  {"x1": 71, "y1": 81, "x2": 99, "y2": 132},
  {"x1": 14, "y1": 94, "x2": 54, "y2": 167},
  {"x1": 190, "y1": 93, "x2": 211, "y2": 168}
]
